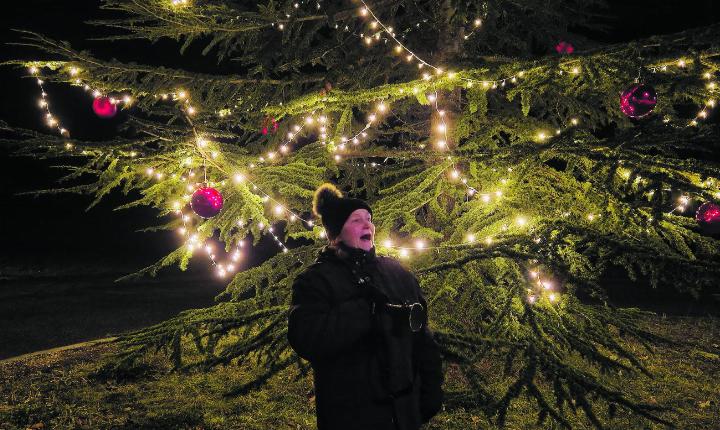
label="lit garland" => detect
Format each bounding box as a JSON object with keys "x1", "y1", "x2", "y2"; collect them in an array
[
  {"x1": 28, "y1": 66, "x2": 69, "y2": 136},
  {"x1": 18, "y1": 23, "x2": 719, "y2": 300}
]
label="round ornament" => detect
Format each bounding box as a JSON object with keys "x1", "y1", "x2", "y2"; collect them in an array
[
  {"x1": 261, "y1": 117, "x2": 279, "y2": 135},
  {"x1": 555, "y1": 41, "x2": 574, "y2": 55},
  {"x1": 619, "y1": 83, "x2": 657, "y2": 118},
  {"x1": 696, "y1": 201, "x2": 720, "y2": 234},
  {"x1": 92, "y1": 96, "x2": 118, "y2": 118},
  {"x1": 191, "y1": 186, "x2": 224, "y2": 218}
]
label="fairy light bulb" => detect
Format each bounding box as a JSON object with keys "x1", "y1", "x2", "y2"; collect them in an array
[
  {"x1": 377, "y1": 102, "x2": 386, "y2": 112},
  {"x1": 466, "y1": 233, "x2": 476, "y2": 243},
  {"x1": 415, "y1": 239, "x2": 425, "y2": 249},
  {"x1": 274, "y1": 205, "x2": 283, "y2": 215},
  {"x1": 516, "y1": 216, "x2": 527, "y2": 226}
]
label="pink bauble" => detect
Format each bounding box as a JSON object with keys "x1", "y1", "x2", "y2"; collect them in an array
[
  {"x1": 555, "y1": 41, "x2": 574, "y2": 54},
  {"x1": 260, "y1": 117, "x2": 279, "y2": 136},
  {"x1": 92, "y1": 96, "x2": 118, "y2": 118},
  {"x1": 191, "y1": 187, "x2": 224, "y2": 218},
  {"x1": 696, "y1": 202, "x2": 720, "y2": 234},
  {"x1": 620, "y1": 84, "x2": 657, "y2": 118}
]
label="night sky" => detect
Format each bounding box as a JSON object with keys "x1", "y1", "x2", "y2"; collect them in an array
[{"x1": 1, "y1": 0, "x2": 719, "y2": 277}]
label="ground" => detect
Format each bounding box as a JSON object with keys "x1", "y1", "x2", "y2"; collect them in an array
[
  {"x1": 0, "y1": 314, "x2": 718, "y2": 430},
  {"x1": 0, "y1": 266, "x2": 225, "y2": 359}
]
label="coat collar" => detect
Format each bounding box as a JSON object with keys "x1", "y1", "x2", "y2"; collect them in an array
[{"x1": 317, "y1": 240, "x2": 377, "y2": 265}]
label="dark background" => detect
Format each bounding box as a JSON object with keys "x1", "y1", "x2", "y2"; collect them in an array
[{"x1": 0, "y1": 1, "x2": 719, "y2": 359}]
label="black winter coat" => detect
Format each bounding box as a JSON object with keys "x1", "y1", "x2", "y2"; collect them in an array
[{"x1": 287, "y1": 243, "x2": 444, "y2": 430}]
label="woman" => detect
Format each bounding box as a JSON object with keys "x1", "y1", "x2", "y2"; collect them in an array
[{"x1": 287, "y1": 183, "x2": 444, "y2": 430}]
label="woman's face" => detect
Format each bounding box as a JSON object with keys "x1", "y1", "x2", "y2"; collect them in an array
[{"x1": 336, "y1": 209, "x2": 375, "y2": 251}]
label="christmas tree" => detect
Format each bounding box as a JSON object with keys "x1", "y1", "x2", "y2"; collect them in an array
[{"x1": 5, "y1": 0, "x2": 720, "y2": 427}]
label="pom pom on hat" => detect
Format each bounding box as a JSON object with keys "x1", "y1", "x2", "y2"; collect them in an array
[
  {"x1": 312, "y1": 183, "x2": 372, "y2": 239},
  {"x1": 312, "y1": 183, "x2": 343, "y2": 219}
]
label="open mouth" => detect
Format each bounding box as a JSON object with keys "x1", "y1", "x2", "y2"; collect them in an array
[{"x1": 360, "y1": 234, "x2": 372, "y2": 241}]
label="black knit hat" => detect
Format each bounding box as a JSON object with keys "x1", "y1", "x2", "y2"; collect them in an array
[{"x1": 312, "y1": 183, "x2": 372, "y2": 239}]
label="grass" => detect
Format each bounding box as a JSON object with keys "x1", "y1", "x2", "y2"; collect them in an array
[{"x1": 0, "y1": 314, "x2": 718, "y2": 430}]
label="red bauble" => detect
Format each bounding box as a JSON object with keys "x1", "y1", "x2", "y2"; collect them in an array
[
  {"x1": 191, "y1": 187, "x2": 224, "y2": 218},
  {"x1": 555, "y1": 41, "x2": 574, "y2": 54},
  {"x1": 696, "y1": 201, "x2": 720, "y2": 234},
  {"x1": 261, "y1": 117, "x2": 279, "y2": 135},
  {"x1": 92, "y1": 96, "x2": 118, "y2": 118},
  {"x1": 619, "y1": 84, "x2": 657, "y2": 118}
]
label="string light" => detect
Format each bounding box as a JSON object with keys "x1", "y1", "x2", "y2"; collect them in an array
[
  {"x1": 28, "y1": 66, "x2": 69, "y2": 137},
  {"x1": 20, "y1": 39, "x2": 720, "y2": 282}
]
